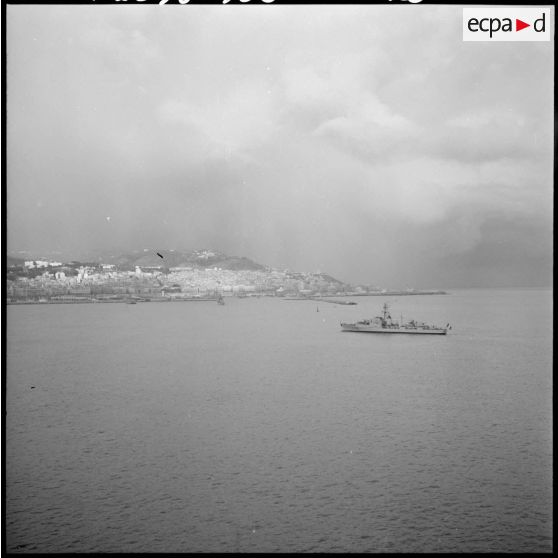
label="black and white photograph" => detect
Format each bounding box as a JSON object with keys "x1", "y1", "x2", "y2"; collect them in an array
[{"x1": 4, "y1": 1, "x2": 553, "y2": 553}]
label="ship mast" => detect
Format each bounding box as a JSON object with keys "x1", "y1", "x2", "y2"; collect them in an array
[{"x1": 383, "y1": 303, "x2": 389, "y2": 320}]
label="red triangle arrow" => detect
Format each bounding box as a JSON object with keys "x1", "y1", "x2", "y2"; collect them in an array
[{"x1": 516, "y1": 19, "x2": 530, "y2": 31}]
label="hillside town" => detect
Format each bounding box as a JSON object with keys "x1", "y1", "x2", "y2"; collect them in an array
[{"x1": 5, "y1": 249, "x2": 445, "y2": 303}]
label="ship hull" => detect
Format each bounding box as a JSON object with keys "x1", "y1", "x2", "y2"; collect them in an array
[{"x1": 341, "y1": 324, "x2": 447, "y2": 335}]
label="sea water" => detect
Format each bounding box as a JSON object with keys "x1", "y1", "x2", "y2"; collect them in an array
[{"x1": 5, "y1": 289, "x2": 552, "y2": 552}]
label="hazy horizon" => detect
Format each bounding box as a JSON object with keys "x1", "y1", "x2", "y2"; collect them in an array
[{"x1": 7, "y1": 5, "x2": 554, "y2": 289}]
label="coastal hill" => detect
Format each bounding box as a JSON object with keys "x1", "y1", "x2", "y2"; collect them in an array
[
  {"x1": 7, "y1": 248, "x2": 267, "y2": 272},
  {"x1": 103, "y1": 249, "x2": 267, "y2": 272},
  {"x1": 6, "y1": 248, "x2": 448, "y2": 301}
]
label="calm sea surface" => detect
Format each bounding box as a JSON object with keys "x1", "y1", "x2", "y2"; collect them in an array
[{"x1": 6, "y1": 289, "x2": 553, "y2": 552}]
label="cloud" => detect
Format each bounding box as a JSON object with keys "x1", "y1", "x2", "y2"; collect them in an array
[
  {"x1": 428, "y1": 108, "x2": 546, "y2": 163},
  {"x1": 7, "y1": 4, "x2": 554, "y2": 287},
  {"x1": 158, "y1": 79, "x2": 276, "y2": 157}
]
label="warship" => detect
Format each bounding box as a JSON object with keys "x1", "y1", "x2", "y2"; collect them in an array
[{"x1": 341, "y1": 303, "x2": 450, "y2": 335}]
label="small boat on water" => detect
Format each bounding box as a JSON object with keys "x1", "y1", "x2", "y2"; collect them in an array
[
  {"x1": 341, "y1": 303, "x2": 450, "y2": 335},
  {"x1": 217, "y1": 294, "x2": 225, "y2": 305}
]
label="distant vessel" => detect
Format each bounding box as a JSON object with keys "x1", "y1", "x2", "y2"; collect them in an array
[
  {"x1": 341, "y1": 303, "x2": 449, "y2": 335},
  {"x1": 217, "y1": 294, "x2": 225, "y2": 305}
]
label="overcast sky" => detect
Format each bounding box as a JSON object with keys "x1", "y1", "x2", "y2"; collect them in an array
[{"x1": 7, "y1": 4, "x2": 553, "y2": 288}]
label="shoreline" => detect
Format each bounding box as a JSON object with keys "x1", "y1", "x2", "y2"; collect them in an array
[{"x1": 6, "y1": 291, "x2": 448, "y2": 305}]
